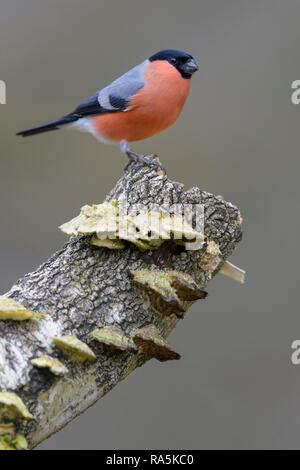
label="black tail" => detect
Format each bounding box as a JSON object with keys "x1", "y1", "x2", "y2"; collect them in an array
[{"x1": 16, "y1": 114, "x2": 80, "y2": 137}]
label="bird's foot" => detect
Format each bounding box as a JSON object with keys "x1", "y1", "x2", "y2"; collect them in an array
[
  {"x1": 120, "y1": 140, "x2": 165, "y2": 173},
  {"x1": 125, "y1": 151, "x2": 165, "y2": 171}
]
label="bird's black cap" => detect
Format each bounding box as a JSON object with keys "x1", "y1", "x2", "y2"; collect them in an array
[{"x1": 149, "y1": 49, "x2": 199, "y2": 79}]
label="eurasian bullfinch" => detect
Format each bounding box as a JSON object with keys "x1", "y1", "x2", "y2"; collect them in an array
[{"x1": 17, "y1": 50, "x2": 199, "y2": 168}]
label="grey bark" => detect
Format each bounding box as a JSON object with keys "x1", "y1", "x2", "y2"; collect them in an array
[{"x1": 0, "y1": 160, "x2": 242, "y2": 449}]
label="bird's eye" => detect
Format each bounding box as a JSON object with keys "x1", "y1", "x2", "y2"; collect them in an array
[{"x1": 169, "y1": 57, "x2": 177, "y2": 64}]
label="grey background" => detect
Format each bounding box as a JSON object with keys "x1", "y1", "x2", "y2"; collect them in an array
[{"x1": 0, "y1": 0, "x2": 299, "y2": 449}]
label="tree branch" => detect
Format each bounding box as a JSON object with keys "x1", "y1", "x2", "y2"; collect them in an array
[{"x1": 0, "y1": 158, "x2": 243, "y2": 450}]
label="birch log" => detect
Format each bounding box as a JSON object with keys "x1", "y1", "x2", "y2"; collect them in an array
[{"x1": 0, "y1": 158, "x2": 243, "y2": 449}]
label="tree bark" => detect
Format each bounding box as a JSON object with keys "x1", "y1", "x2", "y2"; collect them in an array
[{"x1": 0, "y1": 159, "x2": 243, "y2": 449}]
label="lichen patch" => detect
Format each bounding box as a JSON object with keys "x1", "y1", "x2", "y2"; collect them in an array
[{"x1": 0, "y1": 432, "x2": 28, "y2": 450}]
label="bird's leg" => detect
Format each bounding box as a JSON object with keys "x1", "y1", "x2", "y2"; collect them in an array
[{"x1": 120, "y1": 140, "x2": 164, "y2": 171}]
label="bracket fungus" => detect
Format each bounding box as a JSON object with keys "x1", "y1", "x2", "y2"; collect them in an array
[
  {"x1": 171, "y1": 274, "x2": 208, "y2": 301},
  {"x1": 31, "y1": 355, "x2": 68, "y2": 376},
  {"x1": 0, "y1": 296, "x2": 45, "y2": 321},
  {"x1": 59, "y1": 200, "x2": 119, "y2": 236},
  {"x1": 132, "y1": 325, "x2": 180, "y2": 362},
  {"x1": 90, "y1": 236, "x2": 126, "y2": 250},
  {"x1": 0, "y1": 392, "x2": 33, "y2": 421},
  {"x1": 90, "y1": 326, "x2": 137, "y2": 352},
  {"x1": 53, "y1": 336, "x2": 96, "y2": 364},
  {"x1": 131, "y1": 269, "x2": 207, "y2": 317},
  {"x1": 60, "y1": 200, "x2": 204, "y2": 252},
  {"x1": 118, "y1": 210, "x2": 204, "y2": 251},
  {"x1": 0, "y1": 432, "x2": 28, "y2": 451},
  {"x1": 0, "y1": 422, "x2": 15, "y2": 436}
]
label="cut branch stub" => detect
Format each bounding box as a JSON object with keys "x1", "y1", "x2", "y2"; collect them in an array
[
  {"x1": 53, "y1": 336, "x2": 96, "y2": 364},
  {"x1": 0, "y1": 296, "x2": 45, "y2": 321},
  {"x1": 31, "y1": 355, "x2": 69, "y2": 376},
  {"x1": 90, "y1": 326, "x2": 137, "y2": 352},
  {"x1": 0, "y1": 392, "x2": 33, "y2": 421},
  {"x1": 132, "y1": 325, "x2": 180, "y2": 362},
  {"x1": 220, "y1": 260, "x2": 246, "y2": 284},
  {"x1": 200, "y1": 240, "x2": 222, "y2": 278},
  {"x1": 131, "y1": 269, "x2": 206, "y2": 318}
]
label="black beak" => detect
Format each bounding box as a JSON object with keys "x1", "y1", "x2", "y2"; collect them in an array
[{"x1": 183, "y1": 58, "x2": 199, "y2": 75}]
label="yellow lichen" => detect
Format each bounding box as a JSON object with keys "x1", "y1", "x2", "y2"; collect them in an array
[
  {"x1": 31, "y1": 355, "x2": 68, "y2": 376},
  {"x1": 53, "y1": 336, "x2": 96, "y2": 364},
  {"x1": 0, "y1": 433, "x2": 28, "y2": 450},
  {"x1": 0, "y1": 393, "x2": 33, "y2": 421},
  {"x1": 0, "y1": 296, "x2": 45, "y2": 321},
  {"x1": 13, "y1": 433, "x2": 28, "y2": 450},
  {"x1": 90, "y1": 326, "x2": 136, "y2": 351}
]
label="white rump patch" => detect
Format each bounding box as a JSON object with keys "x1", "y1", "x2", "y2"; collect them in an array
[{"x1": 70, "y1": 118, "x2": 113, "y2": 144}]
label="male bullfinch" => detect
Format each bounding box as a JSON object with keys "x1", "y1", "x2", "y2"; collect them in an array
[{"x1": 17, "y1": 50, "x2": 199, "y2": 168}]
